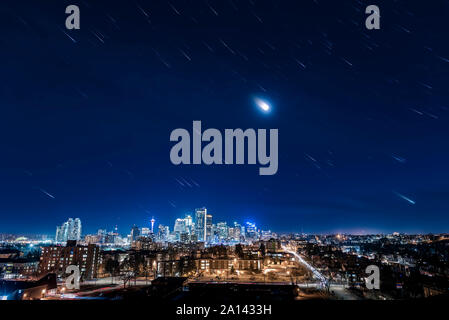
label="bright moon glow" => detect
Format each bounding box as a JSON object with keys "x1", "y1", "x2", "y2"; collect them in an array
[{"x1": 254, "y1": 98, "x2": 271, "y2": 112}]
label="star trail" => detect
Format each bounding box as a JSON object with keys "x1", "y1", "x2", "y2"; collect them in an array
[{"x1": 0, "y1": 0, "x2": 448, "y2": 235}]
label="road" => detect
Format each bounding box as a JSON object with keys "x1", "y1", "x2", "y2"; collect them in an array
[
  {"x1": 282, "y1": 246, "x2": 362, "y2": 300},
  {"x1": 328, "y1": 285, "x2": 361, "y2": 300},
  {"x1": 82, "y1": 276, "x2": 152, "y2": 286},
  {"x1": 282, "y1": 245, "x2": 328, "y2": 286}
]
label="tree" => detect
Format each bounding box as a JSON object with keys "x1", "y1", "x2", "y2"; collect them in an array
[
  {"x1": 105, "y1": 258, "x2": 120, "y2": 284},
  {"x1": 235, "y1": 244, "x2": 244, "y2": 259},
  {"x1": 230, "y1": 265, "x2": 236, "y2": 275},
  {"x1": 141, "y1": 260, "x2": 150, "y2": 284},
  {"x1": 130, "y1": 253, "x2": 145, "y2": 284},
  {"x1": 259, "y1": 243, "x2": 266, "y2": 257}
]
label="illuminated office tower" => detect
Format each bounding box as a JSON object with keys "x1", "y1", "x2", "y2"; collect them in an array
[
  {"x1": 130, "y1": 225, "x2": 141, "y2": 242},
  {"x1": 141, "y1": 227, "x2": 151, "y2": 236},
  {"x1": 97, "y1": 229, "x2": 106, "y2": 243},
  {"x1": 174, "y1": 218, "x2": 187, "y2": 234},
  {"x1": 240, "y1": 224, "x2": 246, "y2": 240},
  {"x1": 195, "y1": 207, "x2": 213, "y2": 242},
  {"x1": 261, "y1": 230, "x2": 272, "y2": 240},
  {"x1": 158, "y1": 224, "x2": 169, "y2": 241},
  {"x1": 212, "y1": 224, "x2": 218, "y2": 242},
  {"x1": 174, "y1": 218, "x2": 187, "y2": 241},
  {"x1": 205, "y1": 213, "x2": 213, "y2": 243},
  {"x1": 228, "y1": 227, "x2": 235, "y2": 240},
  {"x1": 164, "y1": 226, "x2": 170, "y2": 240},
  {"x1": 157, "y1": 225, "x2": 163, "y2": 241},
  {"x1": 185, "y1": 214, "x2": 193, "y2": 234},
  {"x1": 216, "y1": 222, "x2": 228, "y2": 241},
  {"x1": 246, "y1": 222, "x2": 257, "y2": 240},
  {"x1": 195, "y1": 208, "x2": 206, "y2": 241},
  {"x1": 233, "y1": 222, "x2": 242, "y2": 241}
]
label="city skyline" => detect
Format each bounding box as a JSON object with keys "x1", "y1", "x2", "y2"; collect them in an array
[
  {"x1": 3, "y1": 209, "x2": 446, "y2": 241},
  {"x1": 1, "y1": 197, "x2": 446, "y2": 235}
]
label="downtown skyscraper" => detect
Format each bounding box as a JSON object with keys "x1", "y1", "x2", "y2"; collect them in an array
[{"x1": 195, "y1": 207, "x2": 212, "y2": 242}]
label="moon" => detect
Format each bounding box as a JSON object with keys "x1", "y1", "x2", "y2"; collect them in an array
[{"x1": 254, "y1": 97, "x2": 271, "y2": 112}]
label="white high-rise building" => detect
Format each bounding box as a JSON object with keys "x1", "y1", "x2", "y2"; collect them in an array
[
  {"x1": 174, "y1": 218, "x2": 187, "y2": 234},
  {"x1": 184, "y1": 214, "x2": 193, "y2": 234},
  {"x1": 55, "y1": 226, "x2": 63, "y2": 242},
  {"x1": 72, "y1": 218, "x2": 82, "y2": 241},
  {"x1": 55, "y1": 218, "x2": 82, "y2": 242}
]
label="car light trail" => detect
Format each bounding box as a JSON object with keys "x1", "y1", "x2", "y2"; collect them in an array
[{"x1": 282, "y1": 246, "x2": 328, "y2": 286}]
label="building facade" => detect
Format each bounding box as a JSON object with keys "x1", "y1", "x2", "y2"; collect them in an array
[
  {"x1": 55, "y1": 218, "x2": 82, "y2": 242},
  {"x1": 39, "y1": 242, "x2": 101, "y2": 279}
]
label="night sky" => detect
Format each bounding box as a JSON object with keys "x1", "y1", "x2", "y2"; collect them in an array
[{"x1": 1, "y1": 0, "x2": 448, "y2": 235}]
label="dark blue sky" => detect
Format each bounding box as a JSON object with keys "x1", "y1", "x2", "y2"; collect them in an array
[{"x1": 0, "y1": 0, "x2": 448, "y2": 235}]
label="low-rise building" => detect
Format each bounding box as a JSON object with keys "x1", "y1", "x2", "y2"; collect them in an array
[{"x1": 0, "y1": 257, "x2": 39, "y2": 278}]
